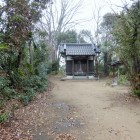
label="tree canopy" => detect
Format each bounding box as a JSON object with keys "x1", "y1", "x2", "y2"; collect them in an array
[{"x1": 113, "y1": 1, "x2": 140, "y2": 94}]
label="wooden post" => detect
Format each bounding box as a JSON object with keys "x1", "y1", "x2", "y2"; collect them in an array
[
  {"x1": 65, "y1": 56, "x2": 67, "y2": 76},
  {"x1": 93, "y1": 56, "x2": 94, "y2": 74},
  {"x1": 87, "y1": 58, "x2": 89, "y2": 77},
  {"x1": 72, "y1": 59, "x2": 74, "y2": 77}
]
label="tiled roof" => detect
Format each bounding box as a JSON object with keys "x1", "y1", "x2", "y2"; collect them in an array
[{"x1": 59, "y1": 43, "x2": 97, "y2": 56}]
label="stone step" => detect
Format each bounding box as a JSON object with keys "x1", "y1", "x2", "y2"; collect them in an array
[{"x1": 66, "y1": 76, "x2": 94, "y2": 80}]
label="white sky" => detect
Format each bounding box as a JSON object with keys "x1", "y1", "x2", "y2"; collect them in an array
[
  {"x1": 73, "y1": 0, "x2": 133, "y2": 34},
  {"x1": 0, "y1": 0, "x2": 133, "y2": 36}
]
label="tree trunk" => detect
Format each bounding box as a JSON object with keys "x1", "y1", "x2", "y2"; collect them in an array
[{"x1": 95, "y1": 56, "x2": 99, "y2": 77}]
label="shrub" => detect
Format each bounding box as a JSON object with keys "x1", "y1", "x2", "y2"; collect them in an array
[
  {"x1": 0, "y1": 100, "x2": 5, "y2": 110},
  {"x1": 22, "y1": 75, "x2": 47, "y2": 92},
  {"x1": 37, "y1": 62, "x2": 48, "y2": 78},
  {"x1": 134, "y1": 90, "x2": 140, "y2": 97},
  {"x1": 19, "y1": 95, "x2": 30, "y2": 106},
  {"x1": 24, "y1": 88, "x2": 35, "y2": 101},
  {"x1": 1, "y1": 87, "x2": 17, "y2": 100},
  {"x1": 52, "y1": 60, "x2": 59, "y2": 72},
  {"x1": 0, "y1": 76, "x2": 11, "y2": 91},
  {"x1": 0, "y1": 76, "x2": 17, "y2": 100},
  {"x1": 0, "y1": 112, "x2": 11, "y2": 123},
  {"x1": 19, "y1": 88, "x2": 35, "y2": 105},
  {"x1": 48, "y1": 60, "x2": 59, "y2": 74},
  {"x1": 118, "y1": 75, "x2": 128, "y2": 85}
]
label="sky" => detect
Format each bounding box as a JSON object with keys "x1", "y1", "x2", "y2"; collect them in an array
[
  {"x1": 73, "y1": 0, "x2": 133, "y2": 34},
  {"x1": 0, "y1": 0, "x2": 133, "y2": 36}
]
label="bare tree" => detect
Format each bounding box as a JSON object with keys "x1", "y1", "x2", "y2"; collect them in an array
[
  {"x1": 39, "y1": 0, "x2": 83, "y2": 60},
  {"x1": 91, "y1": 1, "x2": 103, "y2": 46},
  {"x1": 90, "y1": 1, "x2": 103, "y2": 77}
]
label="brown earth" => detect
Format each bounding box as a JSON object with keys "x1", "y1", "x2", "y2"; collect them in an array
[
  {"x1": 1, "y1": 76, "x2": 140, "y2": 140},
  {"x1": 48, "y1": 76, "x2": 140, "y2": 140}
]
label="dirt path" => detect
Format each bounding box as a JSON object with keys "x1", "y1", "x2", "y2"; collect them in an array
[
  {"x1": 48, "y1": 76, "x2": 140, "y2": 140},
  {"x1": 3, "y1": 76, "x2": 140, "y2": 140}
]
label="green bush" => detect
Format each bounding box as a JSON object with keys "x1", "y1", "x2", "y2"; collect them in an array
[
  {"x1": 19, "y1": 88, "x2": 35, "y2": 105},
  {"x1": 0, "y1": 100, "x2": 5, "y2": 110},
  {"x1": 134, "y1": 90, "x2": 140, "y2": 97},
  {"x1": 52, "y1": 60, "x2": 59, "y2": 72},
  {"x1": 48, "y1": 60, "x2": 59, "y2": 74},
  {"x1": 0, "y1": 112, "x2": 11, "y2": 123},
  {"x1": 0, "y1": 76, "x2": 11, "y2": 90},
  {"x1": 37, "y1": 62, "x2": 48, "y2": 78},
  {"x1": 24, "y1": 88, "x2": 35, "y2": 101},
  {"x1": 0, "y1": 76, "x2": 17, "y2": 100},
  {"x1": 0, "y1": 41, "x2": 49, "y2": 106},
  {"x1": 118, "y1": 75, "x2": 128, "y2": 85},
  {"x1": 19, "y1": 95, "x2": 30, "y2": 106},
  {"x1": 1, "y1": 87, "x2": 17, "y2": 100},
  {"x1": 22, "y1": 75, "x2": 47, "y2": 92}
]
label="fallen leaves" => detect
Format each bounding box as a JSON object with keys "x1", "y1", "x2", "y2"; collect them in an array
[
  {"x1": 54, "y1": 133, "x2": 76, "y2": 140},
  {"x1": 0, "y1": 82, "x2": 54, "y2": 140}
]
